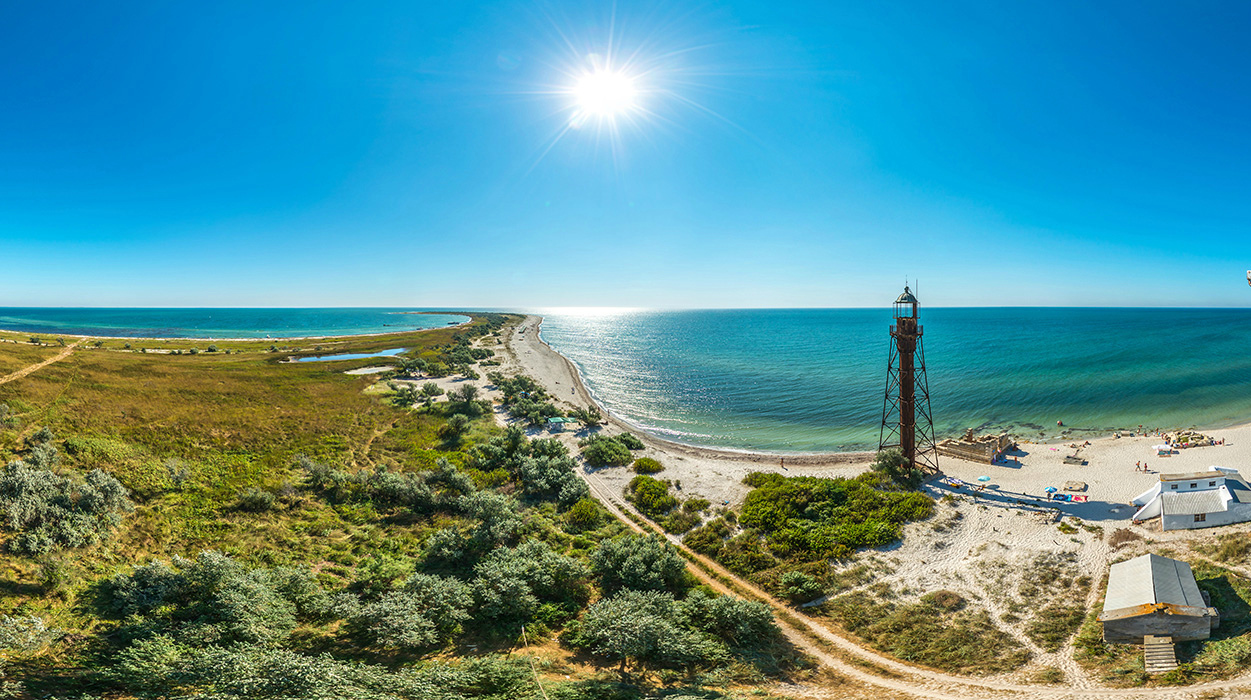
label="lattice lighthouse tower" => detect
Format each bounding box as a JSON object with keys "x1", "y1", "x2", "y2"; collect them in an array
[{"x1": 879, "y1": 286, "x2": 939, "y2": 473}]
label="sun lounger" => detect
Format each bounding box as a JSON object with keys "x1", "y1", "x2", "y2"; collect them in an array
[{"x1": 1063, "y1": 455, "x2": 1086, "y2": 465}]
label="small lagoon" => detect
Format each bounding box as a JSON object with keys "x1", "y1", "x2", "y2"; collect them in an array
[{"x1": 297, "y1": 348, "x2": 406, "y2": 363}]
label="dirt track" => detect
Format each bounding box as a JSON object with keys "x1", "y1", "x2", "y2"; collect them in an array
[{"x1": 0, "y1": 340, "x2": 81, "y2": 387}]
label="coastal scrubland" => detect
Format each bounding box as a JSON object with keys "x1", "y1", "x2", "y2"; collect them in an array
[{"x1": 0, "y1": 315, "x2": 803, "y2": 700}]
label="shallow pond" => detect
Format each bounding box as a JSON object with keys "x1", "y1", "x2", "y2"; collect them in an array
[{"x1": 296, "y1": 348, "x2": 406, "y2": 362}]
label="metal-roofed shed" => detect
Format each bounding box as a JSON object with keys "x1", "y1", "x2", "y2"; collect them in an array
[{"x1": 1098, "y1": 553, "x2": 1218, "y2": 644}]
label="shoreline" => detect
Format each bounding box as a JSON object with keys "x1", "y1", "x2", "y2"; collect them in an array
[
  {"x1": 510, "y1": 315, "x2": 870, "y2": 466},
  {"x1": 0, "y1": 317, "x2": 475, "y2": 344},
  {"x1": 515, "y1": 314, "x2": 1251, "y2": 462}
]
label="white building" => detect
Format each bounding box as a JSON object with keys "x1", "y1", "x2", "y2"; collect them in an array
[{"x1": 1131, "y1": 467, "x2": 1251, "y2": 531}]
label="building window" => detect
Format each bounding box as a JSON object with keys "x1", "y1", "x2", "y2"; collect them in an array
[
  {"x1": 1195, "y1": 514, "x2": 1207, "y2": 522},
  {"x1": 1191, "y1": 483, "x2": 1197, "y2": 488},
  {"x1": 1171, "y1": 484, "x2": 1178, "y2": 489},
  {"x1": 1210, "y1": 481, "x2": 1217, "y2": 486}
]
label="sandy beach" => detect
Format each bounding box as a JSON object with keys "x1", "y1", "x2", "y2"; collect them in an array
[{"x1": 496, "y1": 314, "x2": 1251, "y2": 522}]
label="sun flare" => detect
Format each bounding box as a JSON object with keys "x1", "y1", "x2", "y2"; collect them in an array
[{"x1": 572, "y1": 68, "x2": 638, "y2": 119}]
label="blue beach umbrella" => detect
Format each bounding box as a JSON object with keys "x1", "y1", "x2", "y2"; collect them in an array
[
  {"x1": 976, "y1": 475, "x2": 991, "y2": 482},
  {"x1": 1044, "y1": 486, "x2": 1058, "y2": 493}
]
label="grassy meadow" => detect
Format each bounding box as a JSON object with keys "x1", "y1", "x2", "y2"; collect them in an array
[{"x1": 0, "y1": 314, "x2": 802, "y2": 700}]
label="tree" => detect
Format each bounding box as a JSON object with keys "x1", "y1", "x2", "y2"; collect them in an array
[
  {"x1": 448, "y1": 384, "x2": 479, "y2": 404},
  {"x1": 108, "y1": 552, "x2": 329, "y2": 646},
  {"x1": 390, "y1": 382, "x2": 420, "y2": 408},
  {"x1": 590, "y1": 534, "x2": 687, "y2": 594},
  {"x1": 470, "y1": 541, "x2": 587, "y2": 624},
  {"x1": 870, "y1": 447, "x2": 924, "y2": 489},
  {"x1": 575, "y1": 590, "x2": 723, "y2": 671},
  {"x1": 677, "y1": 588, "x2": 777, "y2": 645},
  {"x1": 439, "y1": 414, "x2": 472, "y2": 442},
  {"x1": 569, "y1": 406, "x2": 603, "y2": 427},
  {"x1": 344, "y1": 573, "x2": 472, "y2": 649},
  {"x1": 515, "y1": 454, "x2": 587, "y2": 506},
  {"x1": 419, "y1": 382, "x2": 444, "y2": 405}
]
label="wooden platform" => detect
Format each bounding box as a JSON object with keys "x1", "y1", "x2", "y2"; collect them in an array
[{"x1": 1144, "y1": 635, "x2": 1178, "y2": 674}]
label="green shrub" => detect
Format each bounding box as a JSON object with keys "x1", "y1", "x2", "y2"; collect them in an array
[
  {"x1": 625, "y1": 475, "x2": 678, "y2": 517},
  {"x1": 469, "y1": 540, "x2": 588, "y2": 625},
  {"x1": 736, "y1": 471, "x2": 933, "y2": 561},
  {"x1": 237, "y1": 487, "x2": 276, "y2": 512},
  {"x1": 572, "y1": 589, "x2": 724, "y2": 670},
  {"x1": 870, "y1": 447, "x2": 924, "y2": 488},
  {"x1": 662, "y1": 509, "x2": 701, "y2": 535},
  {"x1": 37, "y1": 556, "x2": 73, "y2": 596},
  {"x1": 351, "y1": 554, "x2": 414, "y2": 599},
  {"x1": 344, "y1": 573, "x2": 472, "y2": 649},
  {"x1": 590, "y1": 534, "x2": 687, "y2": 594},
  {"x1": 0, "y1": 615, "x2": 59, "y2": 651},
  {"x1": 566, "y1": 498, "x2": 602, "y2": 530},
  {"x1": 580, "y1": 435, "x2": 633, "y2": 467},
  {"x1": 109, "y1": 551, "x2": 330, "y2": 645},
  {"x1": 107, "y1": 642, "x2": 536, "y2": 699},
  {"x1": 467, "y1": 426, "x2": 587, "y2": 506},
  {"x1": 683, "y1": 518, "x2": 731, "y2": 557},
  {"x1": 0, "y1": 460, "x2": 133, "y2": 554},
  {"x1": 618, "y1": 434, "x2": 644, "y2": 450},
  {"x1": 717, "y1": 532, "x2": 778, "y2": 576},
  {"x1": 780, "y1": 571, "x2": 824, "y2": 605},
  {"x1": 632, "y1": 457, "x2": 663, "y2": 474}
]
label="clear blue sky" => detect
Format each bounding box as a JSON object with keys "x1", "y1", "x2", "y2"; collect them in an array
[{"x1": 2, "y1": 1, "x2": 1249, "y2": 308}]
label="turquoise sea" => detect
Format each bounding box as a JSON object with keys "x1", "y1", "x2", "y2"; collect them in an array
[
  {"x1": 0, "y1": 308, "x2": 470, "y2": 339},
  {"x1": 4, "y1": 307, "x2": 1249, "y2": 454},
  {"x1": 540, "y1": 308, "x2": 1251, "y2": 453}
]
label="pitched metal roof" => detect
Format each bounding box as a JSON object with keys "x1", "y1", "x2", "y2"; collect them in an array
[
  {"x1": 1162, "y1": 489, "x2": 1228, "y2": 515},
  {"x1": 1103, "y1": 554, "x2": 1206, "y2": 613}
]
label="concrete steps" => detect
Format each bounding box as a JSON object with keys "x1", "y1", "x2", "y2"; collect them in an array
[{"x1": 1144, "y1": 635, "x2": 1178, "y2": 674}]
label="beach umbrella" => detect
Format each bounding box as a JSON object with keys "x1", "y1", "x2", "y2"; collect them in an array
[
  {"x1": 976, "y1": 475, "x2": 991, "y2": 482},
  {"x1": 1044, "y1": 486, "x2": 1058, "y2": 493}
]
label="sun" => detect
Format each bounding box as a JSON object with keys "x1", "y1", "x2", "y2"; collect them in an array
[{"x1": 572, "y1": 68, "x2": 639, "y2": 119}]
